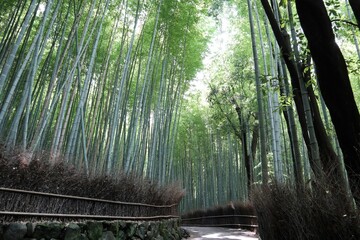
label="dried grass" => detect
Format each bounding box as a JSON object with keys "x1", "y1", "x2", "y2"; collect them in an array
[
  {"x1": 252, "y1": 183, "x2": 360, "y2": 240},
  {"x1": 0, "y1": 147, "x2": 184, "y2": 222}
]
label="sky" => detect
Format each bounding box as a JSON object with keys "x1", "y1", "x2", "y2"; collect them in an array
[{"x1": 185, "y1": 2, "x2": 240, "y2": 105}]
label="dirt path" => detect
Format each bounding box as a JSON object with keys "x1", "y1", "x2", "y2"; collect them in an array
[{"x1": 183, "y1": 226, "x2": 258, "y2": 240}]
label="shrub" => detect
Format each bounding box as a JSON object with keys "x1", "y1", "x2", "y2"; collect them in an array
[
  {"x1": 0, "y1": 147, "x2": 184, "y2": 222},
  {"x1": 252, "y1": 183, "x2": 360, "y2": 240}
]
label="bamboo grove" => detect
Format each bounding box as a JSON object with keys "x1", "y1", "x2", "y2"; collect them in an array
[
  {"x1": 173, "y1": 0, "x2": 360, "y2": 213},
  {"x1": 1, "y1": 0, "x2": 360, "y2": 215},
  {"x1": 0, "y1": 0, "x2": 207, "y2": 182}
]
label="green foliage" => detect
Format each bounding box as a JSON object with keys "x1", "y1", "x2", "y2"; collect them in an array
[
  {"x1": 207, "y1": 0, "x2": 225, "y2": 19},
  {"x1": 324, "y1": 0, "x2": 342, "y2": 33},
  {"x1": 0, "y1": 0, "x2": 21, "y2": 25},
  {"x1": 278, "y1": 94, "x2": 293, "y2": 110},
  {"x1": 159, "y1": 0, "x2": 209, "y2": 80},
  {"x1": 279, "y1": 0, "x2": 288, "y2": 8},
  {"x1": 0, "y1": 0, "x2": 211, "y2": 181}
]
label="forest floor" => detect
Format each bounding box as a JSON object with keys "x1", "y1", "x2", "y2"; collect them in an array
[{"x1": 183, "y1": 226, "x2": 258, "y2": 240}]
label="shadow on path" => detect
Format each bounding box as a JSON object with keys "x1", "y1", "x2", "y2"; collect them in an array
[{"x1": 183, "y1": 226, "x2": 258, "y2": 240}]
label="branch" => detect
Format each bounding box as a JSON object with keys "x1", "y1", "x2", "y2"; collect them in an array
[
  {"x1": 331, "y1": 19, "x2": 359, "y2": 28},
  {"x1": 209, "y1": 85, "x2": 241, "y2": 139}
]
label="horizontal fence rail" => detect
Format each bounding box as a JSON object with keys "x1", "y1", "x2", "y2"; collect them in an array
[
  {"x1": 182, "y1": 214, "x2": 257, "y2": 221},
  {"x1": 0, "y1": 187, "x2": 179, "y2": 221},
  {"x1": 0, "y1": 187, "x2": 177, "y2": 208},
  {"x1": 181, "y1": 214, "x2": 258, "y2": 229},
  {"x1": 0, "y1": 211, "x2": 178, "y2": 220},
  {"x1": 182, "y1": 223, "x2": 258, "y2": 228}
]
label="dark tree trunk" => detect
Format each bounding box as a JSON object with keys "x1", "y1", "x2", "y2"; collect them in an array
[
  {"x1": 308, "y1": 86, "x2": 340, "y2": 175},
  {"x1": 278, "y1": 67, "x2": 304, "y2": 188},
  {"x1": 251, "y1": 122, "x2": 259, "y2": 163},
  {"x1": 234, "y1": 103, "x2": 254, "y2": 193},
  {"x1": 261, "y1": 0, "x2": 311, "y2": 146},
  {"x1": 349, "y1": 0, "x2": 360, "y2": 31},
  {"x1": 296, "y1": 0, "x2": 360, "y2": 202},
  {"x1": 210, "y1": 90, "x2": 256, "y2": 195},
  {"x1": 261, "y1": 0, "x2": 324, "y2": 180},
  {"x1": 301, "y1": 56, "x2": 344, "y2": 181}
]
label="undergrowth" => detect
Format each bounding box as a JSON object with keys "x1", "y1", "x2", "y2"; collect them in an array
[
  {"x1": 252, "y1": 183, "x2": 360, "y2": 240},
  {"x1": 0, "y1": 147, "x2": 184, "y2": 222}
]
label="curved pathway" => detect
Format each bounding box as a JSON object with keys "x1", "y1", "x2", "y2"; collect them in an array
[{"x1": 183, "y1": 226, "x2": 258, "y2": 240}]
